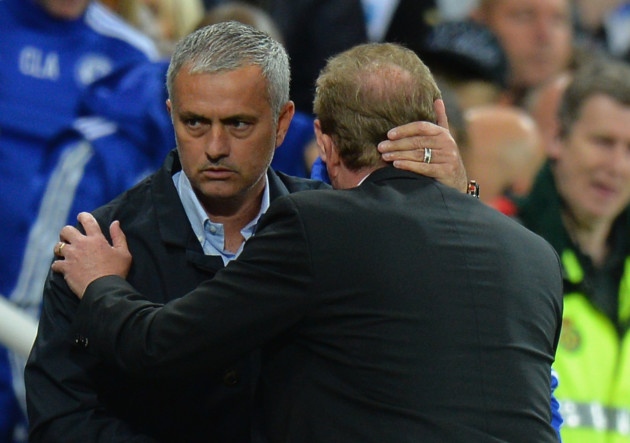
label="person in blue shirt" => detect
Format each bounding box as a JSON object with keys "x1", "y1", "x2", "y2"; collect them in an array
[{"x1": 0, "y1": 1, "x2": 159, "y2": 441}]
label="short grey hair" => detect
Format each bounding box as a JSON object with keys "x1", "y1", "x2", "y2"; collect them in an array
[{"x1": 166, "y1": 21, "x2": 290, "y2": 119}]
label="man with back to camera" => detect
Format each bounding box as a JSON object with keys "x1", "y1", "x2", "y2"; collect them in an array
[
  {"x1": 52, "y1": 41, "x2": 564, "y2": 442},
  {"x1": 24, "y1": 22, "x2": 466, "y2": 442}
]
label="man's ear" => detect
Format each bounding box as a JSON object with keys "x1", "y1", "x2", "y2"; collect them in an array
[
  {"x1": 275, "y1": 101, "x2": 296, "y2": 147},
  {"x1": 166, "y1": 99, "x2": 172, "y2": 115},
  {"x1": 314, "y1": 119, "x2": 338, "y2": 164},
  {"x1": 547, "y1": 133, "x2": 564, "y2": 160},
  {"x1": 314, "y1": 119, "x2": 341, "y2": 182}
]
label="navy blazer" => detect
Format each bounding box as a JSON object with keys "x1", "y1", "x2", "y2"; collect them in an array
[
  {"x1": 26, "y1": 150, "x2": 327, "y2": 442},
  {"x1": 75, "y1": 165, "x2": 563, "y2": 442}
]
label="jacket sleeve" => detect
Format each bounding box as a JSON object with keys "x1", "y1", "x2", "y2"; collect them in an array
[
  {"x1": 73, "y1": 196, "x2": 313, "y2": 378},
  {"x1": 25, "y1": 268, "x2": 157, "y2": 443}
]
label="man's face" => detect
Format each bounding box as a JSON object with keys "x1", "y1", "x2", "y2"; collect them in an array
[
  {"x1": 38, "y1": 0, "x2": 90, "y2": 20},
  {"x1": 551, "y1": 94, "x2": 630, "y2": 226},
  {"x1": 168, "y1": 64, "x2": 293, "y2": 213},
  {"x1": 482, "y1": 0, "x2": 572, "y2": 89}
]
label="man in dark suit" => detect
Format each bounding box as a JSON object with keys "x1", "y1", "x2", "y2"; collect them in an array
[
  {"x1": 25, "y1": 23, "x2": 466, "y2": 442},
  {"x1": 52, "y1": 42, "x2": 563, "y2": 442}
]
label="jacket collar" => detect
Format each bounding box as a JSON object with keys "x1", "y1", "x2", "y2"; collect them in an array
[{"x1": 362, "y1": 164, "x2": 432, "y2": 185}]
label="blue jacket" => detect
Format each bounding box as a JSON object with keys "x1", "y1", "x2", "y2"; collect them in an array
[{"x1": 0, "y1": 1, "x2": 158, "y2": 441}]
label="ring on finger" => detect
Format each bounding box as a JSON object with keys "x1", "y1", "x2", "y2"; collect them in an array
[
  {"x1": 423, "y1": 147, "x2": 432, "y2": 164},
  {"x1": 56, "y1": 242, "x2": 66, "y2": 256}
]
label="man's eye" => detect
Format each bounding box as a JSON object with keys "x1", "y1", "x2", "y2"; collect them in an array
[
  {"x1": 231, "y1": 120, "x2": 250, "y2": 130},
  {"x1": 185, "y1": 118, "x2": 201, "y2": 128}
]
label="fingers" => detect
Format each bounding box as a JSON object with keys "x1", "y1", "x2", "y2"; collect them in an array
[
  {"x1": 54, "y1": 241, "x2": 66, "y2": 257},
  {"x1": 382, "y1": 145, "x2": 443, "y2": 164},
  {"x1": 381, "y1": 98, "x2": 448, "y2": 144},
  {"x1": 51, "y1": 258, "x2": 65, "y2": 274},
  {"x1": 383, "y1": 121, "x2": 442, "y2": 143},
  {"x1": 434, "y1": 99, "x2": 449, "y2": 130},
  {"x1": 77, "y1": 212, "x2": 103, "y2": 236},
  {"x1": 109, "y1": 220, "x2": 128, "y2": 251},
  {"x1": 379, "y1": 137, "x2": 450, "y2": 164},
  {"x1": 58, "y1": 225, "x2": 81, "y2": 244},
  {"x1": 54, "y1": 213, "x2": 118, "y2": 262}
]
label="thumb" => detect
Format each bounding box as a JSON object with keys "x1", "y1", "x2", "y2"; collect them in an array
[{"x1": 109, "y1": 220, "x2": 128, "y2": 251}]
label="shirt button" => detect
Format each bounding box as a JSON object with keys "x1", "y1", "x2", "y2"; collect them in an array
[
  {"x1": 223, "y1": 369, "x2": 239, "y2": 386},
  {"x1": 209, "y1": 225, "x2": 217, "y2": 234}
]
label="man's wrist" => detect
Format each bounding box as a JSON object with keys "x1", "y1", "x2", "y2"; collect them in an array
[{"x1": 467, "y1": 180, "x2": 480, "y2": 198}]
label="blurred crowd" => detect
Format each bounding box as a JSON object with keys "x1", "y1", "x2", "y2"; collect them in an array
[{"x1": 2, "y1": 0, "x2": 630, "y2": 442}]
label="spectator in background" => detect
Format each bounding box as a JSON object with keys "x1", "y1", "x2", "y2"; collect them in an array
[
  {"x1": 362, "y1": 0, "x2": 438, "y2": 48},
  {"x1": 463, "y1": 105, "x2": 544, "y2": 213},
  {"x1": 0, "y1": 1, "x2": 158, "y2": 441},
  {"x1": 266, "y1": 0, "x2": 368, "y2": 113},
  {"x1": 137, "y1": 0, "x2": 205, "y2": 55},
  {"x1": 414, "y1": 19, "x2": 547, "y2": 215},
  {"x1": 436, "y1": 0, "x2": 477, "y2": 21},
  {"x1": 571, "y1": 0, "x2": 630, "y2": 60},
  {"x1": 513, "y1": 59, "x2": 630, "y2": 443},
  {"x1": 471, "y1": 0, "x2": 574, "y2": 106},
  {"x1": 102, "y1": 0, "x2": 205, "y2": 57},
  {"x1": 197, "y1": 0, "x2": 280, "y2": 37},
  {"x1": 417, "y1": 20, "x2": 510, "y2": 110},
  {"x1": 524, "y1": 72, "x2": 572, "y2": 154}
]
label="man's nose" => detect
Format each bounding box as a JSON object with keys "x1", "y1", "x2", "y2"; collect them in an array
[{"x1": 204, "y1": 127, "x2": 230, "y2": 160}]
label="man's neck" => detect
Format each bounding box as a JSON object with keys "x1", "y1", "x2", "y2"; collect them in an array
[
  {"x1": 208, "y1": 196, "x2": 263, "y2": 253},
  {"x1": 562, "y1": 212, "x2": 613, "y2": 267},
  {"x1": 336, "y1": 165, "x2": 382, "y2": 189},
  {"x1": 200, "y1": 179, "x2": 268, "y2": 253}
]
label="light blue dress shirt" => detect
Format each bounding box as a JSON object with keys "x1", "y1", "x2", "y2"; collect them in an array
[{"x1": 173, "y1": 171, "x2": 270, "y2": 265}]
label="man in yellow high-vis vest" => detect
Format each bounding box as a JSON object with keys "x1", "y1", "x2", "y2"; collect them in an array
[{"x1": 515, "y1": 59, "x2": 630, "y2": 443}]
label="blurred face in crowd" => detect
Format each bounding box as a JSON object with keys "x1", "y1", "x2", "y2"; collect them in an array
[
  {"x1": 476, "y1": 0, "x2": 573, "y2": 90},
  {"x1": 167, "y1": 64, "x2": 294, "y2": 215},
  {"x1": 38, "y1": 0, "x2": 91, "y2": 19},
  {"x1": 141, "y1": 0, "x2": 176, "y2": 41},
  {"x1": 550, "y1": 94, "x2": 630, "y2": 227}
]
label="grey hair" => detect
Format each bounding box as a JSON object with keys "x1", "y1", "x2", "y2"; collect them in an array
[{"x1": 166, "y1": 21, "x2": 290, "y2": 119}]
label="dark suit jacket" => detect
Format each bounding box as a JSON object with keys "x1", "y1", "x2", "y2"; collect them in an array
[
  {"x1": 74, "y1": 166, "x2": 563, "y2": 442},
  {"x1": 25, "y1": 150, "x2": 327, "y2": 442}
]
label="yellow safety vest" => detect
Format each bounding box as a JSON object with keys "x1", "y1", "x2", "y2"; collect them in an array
[{"x1": 555, "y1": 250, "x2": 630, "y2": 443}]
